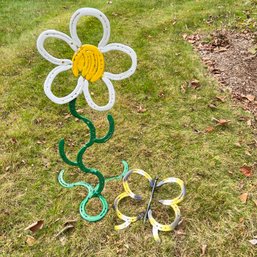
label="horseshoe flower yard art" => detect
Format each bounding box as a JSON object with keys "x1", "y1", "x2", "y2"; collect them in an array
[
  {"x1": 36, "y1": 7, "x2": 185, "y2": 242},
  {"x1": 37, "y1": 8, "x2": 137, "y2": 222}
]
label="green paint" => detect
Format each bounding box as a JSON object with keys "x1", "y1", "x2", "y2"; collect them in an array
[{"x1": 58, "y1": 98, "x2": 129, "y2": 222}]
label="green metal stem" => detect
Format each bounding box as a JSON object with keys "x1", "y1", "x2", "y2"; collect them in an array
[{"x1": 57, "y1": 98, "x2": 129, "y2": 222}]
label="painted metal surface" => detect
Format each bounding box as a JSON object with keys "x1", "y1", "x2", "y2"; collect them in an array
[
  {"x1": 37, "y1": 8, "x2": 137, "y2": 111},
  {"x1": 114, "y1": 169, "x2": 186, "y2": 242}
]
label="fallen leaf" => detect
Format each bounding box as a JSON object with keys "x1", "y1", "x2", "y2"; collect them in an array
[
  {"x1": 24, "y1": 220, "x2": 44, "y2": 233},
  {"x1": 248, "y1": 46, "x2": 257, "y2": 55},
  {"x1": 212, "y1": 68, "x2": 221, "y2": 74},
  {"x1": 239, "y1": 217, "x2": 244, "y2": 223},
  {"x1": 239, "y1": 192, "x2": 248, "y2": 203},
  {"x1": 253, "y1": 199, "x2": 257, "y2": 207},
  {"x1": 249, "y1": 239, "x2": 257, "y2": 245},
  {"x1": 245, "y1": 150, "x2": 252, "y2": 156},
  {"x1": 240, "y1": 165, "x2": 252, "y2": 177},
  {"x1": 11, "y1": 138, "x2": 17, "y2": 144},
  {"x1": 182, "y1": 33, "x2": 188, "y2": 40},
  {"x1": 36, "y1": 140, "x2": 44, "y2": 145},
  {"x1": 208, "y1": 103, "x2": 217, "y2": 109},
  {"x1": 64, "y1": 219, "x2": 77, "y2": 226},
  {"x1": 34, "y1": 118, "x2": 43, "y2": 124},
  {"x1": 175, "y1": 229, "x2": 186, "y2": 236},
  {"x1": 189, "y1": 79, "x2": 201, "y2": 89},
  {"x1": 215, "y1": 46, "x2": 228, "y2": 53},
  {"x1": 64, "y1": 114, "x2": 71, "y2": 119},
  {"x1": 245, "y1": 95, "x2": 255, "y2": 102},
  {"x1": 137, "y1": 105, "x2": 147, "y2": 113},
  {"x1": 191, "y1": 94, "x2": 198, "y2": 100},
  {"x1": 201, "y1": 244, "x2": 207, "y2": 256},
  {"x1": 158, "y1": 91, "x2": 165, "y2": 98},
  {"x1": 76, "y1": 108, "x2": 84, "y2": 114},
  {"x1": 205, "y1": 126, "x2": 214, "y2": 133},
  {"x1": 180, "y1": 83, "x2": 187, "y2": 94},
  {"x1": 26, "y1": 236, "x2": 36, "y2": 246},
  {"x1": 213, "y1": 118, "x2": 231, "y2": 126},
  {"x1": 59, "y1": 236, "x2": 67, "y2": 246},
  {"x1": 247, "y1": 119, "x2": 252, "y2": 126},
  {"x1": 215, "y1": 96, "x2": 226, "y2": 102},
  {"x1": 55, "y1": 224, "x2": 74, "y2": 238}
]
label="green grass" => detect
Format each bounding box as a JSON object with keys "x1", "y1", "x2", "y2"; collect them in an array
[{"x1": 0, "y1": 0, "x2": 256, "y2": 256}]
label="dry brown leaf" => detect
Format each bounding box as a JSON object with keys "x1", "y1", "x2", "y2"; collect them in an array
[
  {"x1": 240, "y1": 165, "x2": 253, "y2": 177},
  {"x1": 34, "y1": 118, "x2": 43, "y2": 124},
  {"x1": 239, "y1": 217, "x2": 244, "y2": 223},
  {"x1": 180, "y1": 83, "x2": 187, "y2": 94},
  {"x1": 64, "y1": 114, "x2": 71, "y2": 119},
  {"x1": 11, "y1": 138, "x2": 17, "y2": 144},
  {"x1": 55, "y1": 224, "x2": 74, "y2": 238},
  {"x1": 26, "y1": 236, "x2": 36, "y2": 246},
  {"x1": 208, "y1": 103, "x2": 217, "y2": 109},
  {"x1": 234, "y1": 142, "x2": 241, "y2": 147},
  {"x1": 217, "y1": 119, "x2": 230, "y2": 125},
  {"x1": 246, "y1": 94, "x2": 255, "y2": 102},
  {"x1": 215, "y1": 47, "x2": 228, "y2": 53},
  {"x1": 215, "y1": 96, "x2": 226, "y2": 102},
  {"x1": 64, "y1": 219, "x2": 77, "y2": 227},
  {"x1": 175, "y1": 229, "x2": 186, "y2": 236},
  {"x1": 246, "y1": 119, "x2": 252, "y2": 126},
  {"x1": 201, "y1": 244, "x2": 207, "y2": 256},
  {"x1": 245, "y1": 151, "x2": 252, "y2": 156},
  {"x1": 24, "y1": 220, "x2": 44, "y2": 233},
  {"x1": 213, "y1": 118, "x2": 231, "y2": 126},
  {"x1": 36, "y1": 140, "x2": 45, "y2": 145},
  {"x1": 239, "y1": 192, "x2": 248, "y2": 203},
  {"x1": 253, "y1": 199, "x2": 257, "y2": 207},
  {"x1": 137, "y1": 105, "x2": 147, "y2": 113},
  {"x1": 158, "y1": 91, "x2": 165, "y2": 98},
  {"x1": 76, "y1": 108, "x2": 84, "y2": 114},
  {"x1": 189, "y1": 79, "x2": 201, "y2": 89},
  {"x1": 205, "y1": 126, "x2": 215, "y2": 133},
  {"x1": 59, "y1": 236, "x2": 67, "y2": 246}
]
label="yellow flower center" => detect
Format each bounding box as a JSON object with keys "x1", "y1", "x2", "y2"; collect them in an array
[{"x1": 72, "y1": 44, "x2": 104, "y2": 82}]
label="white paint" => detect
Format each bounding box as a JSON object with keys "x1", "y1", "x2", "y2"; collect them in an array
[
  {"x1": 82, "y1": 76, "x2": 115, "y2": 111},
  {"x1": 70, "y1": 8, "x2": 110, "y2": 48},
  {"x1": 101, "y1": 43, "x2": 137, "y2": 81},
  {"x1": 37, "y1": 8, "x2": 137, "y2": 111},
  {"x1": 44, "y1": 65, "x2": 83, "y2": 104}
]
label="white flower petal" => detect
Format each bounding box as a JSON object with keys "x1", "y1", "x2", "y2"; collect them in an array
[
  {"x1": 70, "y1": 8, "x2": 110, "y2": 48},
  {"x1": 37, "y1": 30, "x2": 79, "y2": 65},
  {"x1": 44, "y1": 65, "x2": 83, "y2": 104},
  {"x1": 100, "y1": 43, "x2": 137, "y2": 81},
  {"x1": 82, "y1": 76, "x2": 115, "y2": 111}
]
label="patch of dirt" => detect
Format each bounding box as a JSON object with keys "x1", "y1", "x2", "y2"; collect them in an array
[{"x1": 184, "y1": 30, "x2": 257, "y2": 118}]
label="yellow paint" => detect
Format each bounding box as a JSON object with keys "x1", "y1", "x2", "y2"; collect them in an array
[{"x1": 72, "y1": 44, "x2": 104, "y2": 82}]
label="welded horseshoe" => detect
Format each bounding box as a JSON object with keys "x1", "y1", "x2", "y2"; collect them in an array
[{"x1": 113, "y1": 169, "x2": 186, "y2": 242}]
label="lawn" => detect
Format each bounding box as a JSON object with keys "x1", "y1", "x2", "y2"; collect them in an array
[{"x1": 0, "y1": 0, "x2": 256, "y2": 256}]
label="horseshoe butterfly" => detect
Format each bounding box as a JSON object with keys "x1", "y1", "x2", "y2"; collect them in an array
[{"x1": 113, "y1": 169, "x2": 186, "y2": 242}]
